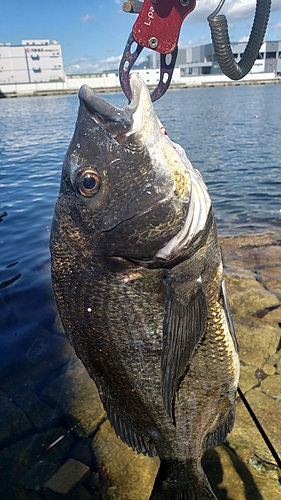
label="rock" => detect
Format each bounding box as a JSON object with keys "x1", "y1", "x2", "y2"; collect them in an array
[
  {"x1": 69, "y1": 441, "x2": 92, "y2": 467},
  {"x1": 239, "y1": 364, "x2": 259, "y2": 393},
  {"x1": 92, "y1": 420, "x2": 159, "y2": 500},
  {"x1": 43, "y1": 458, "x2": 90, "y2": 496},
  {"x1": 0, "y1": 327, "x2": 74, "y2": 395},
  {"x1": 9, "y1": 389, "x2": 61, "y2": 430},
  {"x1": 220, "y1": 234, "x2": 281, "y2": 270},
  {"x1": 220, "y1": 234, "x2": 278, "y2": 256},
  {"x1": 233, "y1": 316, "x2": 280, "y2": 367},
  {"x1": 0, "y1": 389, "x2": 32, "y2": 447},
  {"x1": 229, "y1": 389, "x2": 281, "y2": 465},
  {"x1": 20, "y1": 459, "x2": 59, "y2": 492},
  {"x1": 40, "y1": 359, "x2": 106, "y2": 438},
  {"x1": 203, "y1": 444, "x2": 281, "y2": 500},
  {"x1": 260, "y1": 374, "x2": 281, "y2": 399},
  {"x1": 225, "y1": 274, "x2": 280, "y2": 316},
  {"x1": 258, "y1": 267, "x2": 281, "y2": 300},
  {"x1": 0, "y1": 427, "x2": 74, "y2": 498},
  {"x1": 263, "y1": 363, "x2": 277, "y2": 376},
  {"x1": 264, "y1": 305, "x2": 281, "y2": 323},
  {"x1": 68, "y1": 484, "x2": 92, "y2": 500}
]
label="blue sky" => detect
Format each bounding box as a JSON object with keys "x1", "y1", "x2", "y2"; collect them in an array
[{"x1": 1, "y1": 0, "x2": 281, "y2": 74}]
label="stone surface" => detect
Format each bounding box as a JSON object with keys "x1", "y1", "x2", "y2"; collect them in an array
[
  {"x1": 68, "y1": 484, "x2": 92, "y2": 500},
  {"x1": 229, "y1": 389, "x2": 281, "y2": 465},
  {"x1": 220, "y1": 234, "x2": 281, "y2": 271},
  {"x1": 43, "y1": 458, "x2": 90, "y2": 495},
  {"x1": 263, "y1": 363, "x2": 277, "y2": 376},
  {"x1": 0, "y1": 427, "x2": 74, "y2": 498},
  {"x1": 92, "y1": 420, "x2": 159, "y2": 500},
  {"x1": 225, "y1": 273, "x2": 280, "y2": 316},
  {"x1": 0, "y1": 389, "x2": 32, "y2": 446},
  {"x1": 20, "y1": 460, "x2": 59, "y2": 492},
  {"x1": 260, "y1": 374, "x2": 281, "y2": 399},
  {"x1": 40, "y1": 358, "x2": 106, "y2": 438},
  {"x1": 238, "y1": 364, "x2": 259, "y2": 393},
  {"x1": 203, "y1": 444, "x2": 281, "y2": 500},
  {"x1": 233, "y1": 315, "x2": 280, "y2": 367},
  {"x1": 265, "y1": 305, "x2": 281, "y2": 323},
  {"x1": 10, "y1": 389, "x2": 61, "y2": 430},
  {"x1": 0, "y1": 327, "x2": 73, "y2": 395},
  {"x1": 259, "y1": 267, "x2": 281, "y2": 300}
]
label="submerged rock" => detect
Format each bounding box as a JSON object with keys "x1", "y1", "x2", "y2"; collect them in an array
[
  {"x1": 0, "y1": 389, "x2": 32, "y2": 447},
  {"x1": 92, "y1": 420, "x2": 159, "y2": 500},
  {"x1": 40, "y1": 358, "x2": 106, "y2": 438}
]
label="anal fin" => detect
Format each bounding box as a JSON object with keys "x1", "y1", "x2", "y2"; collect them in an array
[
  {"x1": 204, "y1": 404, "x2": 236, "y2": 450},
  {"x1": 102, "y1": 395, "x2": 157, "y2": 457}
]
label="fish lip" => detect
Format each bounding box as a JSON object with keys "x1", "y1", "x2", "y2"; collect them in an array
[
  {"x1": 78, "y1": 84, "x2": 136, "y2": 137},
  {"x1": 78, "y1": 75, "x2": 149, "y2": 139}
]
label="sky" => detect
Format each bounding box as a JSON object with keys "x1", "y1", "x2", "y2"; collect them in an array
[{"x1": 1, "y1": 0, "x2": 281, "y2": 74}]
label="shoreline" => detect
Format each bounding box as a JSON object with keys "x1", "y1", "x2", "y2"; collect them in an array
[{"x1": 1, "y1": 76, "x2": 281, "y2": 98}]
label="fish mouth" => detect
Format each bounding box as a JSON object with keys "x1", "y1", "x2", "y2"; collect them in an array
[
  {"x1": 78, "y1": 73, "x2": 159, "y2": 142},
  {"x1": 78, "y1": 84, "x2": 133, "y2": 137}
]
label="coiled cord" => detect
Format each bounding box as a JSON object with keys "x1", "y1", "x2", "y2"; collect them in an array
[{"x1": 208, "y1": 0, "x2": 271, "y2": 80}]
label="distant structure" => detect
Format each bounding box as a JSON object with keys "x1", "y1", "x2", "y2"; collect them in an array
[
  {"x1": 148, "y1": 40, "x2": 281, "y2": 77},
  {"x1": 0, "y1": 39, "x2": 64, "y2": 84},
  {"x1": 0, "y1": 39, "x2": 280, "y2": 97}
]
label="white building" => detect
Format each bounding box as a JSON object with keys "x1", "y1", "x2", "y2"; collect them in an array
[{"x1": 0, "y1": 39, "x2": 64, "y2": 84}]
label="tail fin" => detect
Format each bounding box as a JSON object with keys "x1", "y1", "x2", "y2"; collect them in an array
[{"x1": 149, "y1": 459, "x2": 217, "y2": 500}]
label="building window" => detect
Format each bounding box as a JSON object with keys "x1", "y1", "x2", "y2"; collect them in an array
[
  {"x1": 31, "y1": 54, "x2": 40, "y2": 60},
  {"x1": 202, "y1": 67, "x2": 211, "y2": 75},
  {"x1": 33, "y1": 67, "x2": 42, "y2": 73},
  {"x1": 188, "y1": 68, "x2": 192, "y2": 75},
  {"x1": 278, "y1": 52, "x2": 281, "y2": 59},
  {"x1": 257, "y1": 52, "x2": 264, "y2": 59},
  {"x1": 266, "y1": 52, "x2": 276, "y2": 59}
]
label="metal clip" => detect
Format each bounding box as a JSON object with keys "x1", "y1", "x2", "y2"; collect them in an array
[
  {"x1": 119, "y1": 0, "x2": 196, "y2": 102},
  {"x1": 119, "y1": 33, "x2": 178, "y2": 102}
]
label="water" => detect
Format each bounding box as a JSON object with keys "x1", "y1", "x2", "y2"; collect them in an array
[{"x1": 0, "y1": 84, "x2": 280, "y2": 494}]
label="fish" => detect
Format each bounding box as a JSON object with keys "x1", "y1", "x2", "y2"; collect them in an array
[{"x1": 50, "y1": 73, "x2": 240, "y2": 500}]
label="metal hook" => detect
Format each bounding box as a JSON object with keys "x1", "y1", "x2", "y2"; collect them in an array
[{"x1": 119, "y1": 33, "x2": 178, "y2": 103}]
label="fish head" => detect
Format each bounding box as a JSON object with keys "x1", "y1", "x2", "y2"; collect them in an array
[{"x1": 53, "y1": 73, "x2": 194, "y2": 262}]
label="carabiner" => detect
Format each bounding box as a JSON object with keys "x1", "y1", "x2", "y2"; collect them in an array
[
  {"x1": 119, "y1": 33, "x2": 178, "y2": 102},
  {"x1": 119, "y1": 0, "x2": 196, "y2": 102}
]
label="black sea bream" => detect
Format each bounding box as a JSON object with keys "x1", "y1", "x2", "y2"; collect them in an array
[{"x1": 51, "y1": 73, "x2": 239, "y2": 499}]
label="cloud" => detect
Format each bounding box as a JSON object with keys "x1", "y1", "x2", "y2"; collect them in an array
[
  {"x1": 186, "y1": 0, "x2": 281, "y2": 23},
  {"x1": 80, "y1": 14, "x2": 97, "y2": 23},
  {"x1": 65, "y1": 54, "x2": 122, "y2": 74},
  {"x1": 238, "y1": 36, "x2": 249, "y2": 43},
  {"x1": 65, "y1": 52, "x2": 149, "y2": 75},
  {"x1": 274, "y1": 22, "x2": 281, "y2": 29}
]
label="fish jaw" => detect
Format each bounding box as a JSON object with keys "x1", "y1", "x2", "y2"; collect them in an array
[{"x1": 54, "y1": 73, "x2": 194, "y2": 261}]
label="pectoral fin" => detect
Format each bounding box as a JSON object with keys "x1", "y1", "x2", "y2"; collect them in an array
[{"x1": 161, "y1": 277, "x2": 208, "y2": 422}]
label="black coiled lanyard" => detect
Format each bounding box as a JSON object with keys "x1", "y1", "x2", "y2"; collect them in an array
[{"x1": 208, "y1": 0, "x2": 271, "y2": 80}]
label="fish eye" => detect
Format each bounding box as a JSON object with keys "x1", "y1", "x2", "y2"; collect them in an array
[{"x1": 75, "y1": 169, "x2": 100, "y2": 197}]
